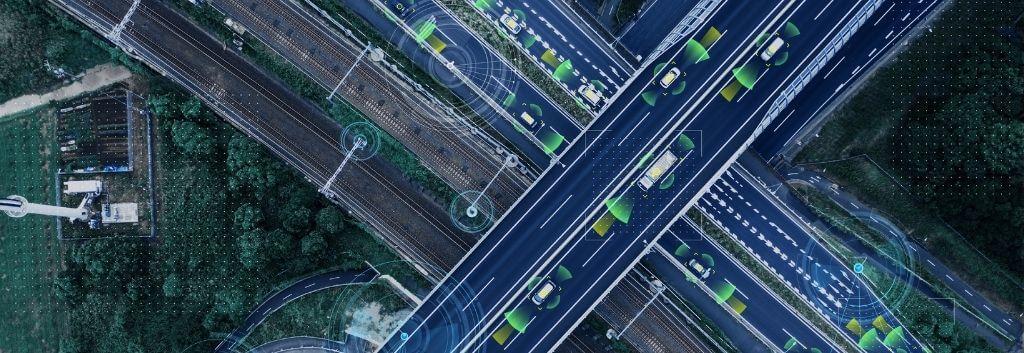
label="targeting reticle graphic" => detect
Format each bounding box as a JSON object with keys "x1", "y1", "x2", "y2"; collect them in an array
[
  {"x1": 799, "y1": 219, "x2": 917, "y2": 350},
  {"x1": 450, "y1": 190, "x2": 496, "y2": 233},
  {"x1": 378, "y1": 273, "x2": 490, "y2": 352},
  {"x1": 384, "y1": 0, "x2": 526, "y2": 130},
  {"x1": 341, "y1": 121, "x2": 382, "y2": 161}
]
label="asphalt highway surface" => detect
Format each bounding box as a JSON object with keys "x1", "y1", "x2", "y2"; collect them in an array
[
  {"x1": 653, "y1": 219, "x2": 844, "y2": 353},
  {"x1": 694, "y1": 160, "x2": 924, "y2": 351},
  {"x1": 473, "y1": 0, "x2": 637, "y2": 102},
  {"x1": 378, "y1": 1, "x2": 894, "y2": 352},
  {"x1": 340, "y1": 0, "x2": 584, "y2": 160},
  {"x1": 615, "y1": 0, "x2": 700, "y2": 58}
]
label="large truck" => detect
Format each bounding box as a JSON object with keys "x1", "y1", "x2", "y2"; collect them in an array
[{"x1": 637, "y1": 150, "x2": 679, "y2": 191}]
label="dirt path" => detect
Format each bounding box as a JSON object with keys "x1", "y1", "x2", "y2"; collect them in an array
[{"x1": 0, "y1": 63, "x2": 131, "y2": 117}]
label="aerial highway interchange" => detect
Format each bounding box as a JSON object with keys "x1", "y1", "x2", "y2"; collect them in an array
[{"x1": 16, "y1": 0, "x2": 1022, "y2": 352}]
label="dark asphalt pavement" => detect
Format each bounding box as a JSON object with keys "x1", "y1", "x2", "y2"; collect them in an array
[
  {"x1": 782, "y1": 166, "x2": 1022, "y2": 348},
  {"x1": 340, "y1": 0, "x2": 584, "y2": 161},
  {"x1": 217, "y1": 268, "x2": 380, "y2": 352},
  {"x1": 477, "y1": 0, "x2": 638, "y2": 97},
  {"x1": 654, "y1": 219, "x2": 843, "y2": 353},
  {"x1": 751, "y1": 0, "x2": 945, "y2": 162},
  {"x1": 615, "y1": 0, "x2": 699, "y2": 59},
  {"x1": 378, "y1": 1, "x2": 891, "y2": 352},
  {"x1": 694, "y1": 158, "x2": 925, "y2": 352}
]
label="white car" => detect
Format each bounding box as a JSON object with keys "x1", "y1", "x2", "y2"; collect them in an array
[
  {"x1": 660, "y1": 67, "x2": 681, "y2": 88},
  {"x1": 500, "y1": 14, "x2": 522, "y2": 35},
  {"x1": 577, "y1": 84, "x2": 602, "y2": 105},
  {"x1": 531, "y1": 279, "x2": 557, "y2": 305},
  {"x1": 760, "y1": 36, "x2": 786, "y2": 61},
  {"x1": 687, "y1": 259, "x2": 713, "y2": 280}
]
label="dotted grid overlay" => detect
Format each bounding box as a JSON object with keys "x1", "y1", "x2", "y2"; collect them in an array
[
  {"x1": 0, "y1": 80, "x2": 422, "y2": 352},
  {"x1": 804, "y1": 0, "x2": 1023, "y2": 288},
  {"x1": 797, "y1": 0, "x2": 1024, "y2": 350}
]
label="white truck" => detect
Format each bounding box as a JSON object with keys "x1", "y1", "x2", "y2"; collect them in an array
[{"x1": 637, "y1": 150, "x2": 679, "y2": 191}]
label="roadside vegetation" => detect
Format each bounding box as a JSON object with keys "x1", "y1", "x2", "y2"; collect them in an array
[
  {"x1": 795, "y1": 0, "x2": 1024, "y2": 313},
  {"x1": 789, "y1": 185, "x2": 1001, "y2": 353},
  {"x1": 244, "y1": 281, "x2": 412, "y2": 348},
  {"x1": 790, "y1": 184, "x2": 977, "y2": 308},
  {"x1": 687, "y1": 210, "x2": 861, "y2": 353},
  {"x1": 439, "y1": 0, "x2": 595, "y2": 124},
  {"x1": 172, "y1": 0, "x2": 458, "y2": 206},
  {"x1": 57, "y1": 80, "x2": 421, "y2": 352}
]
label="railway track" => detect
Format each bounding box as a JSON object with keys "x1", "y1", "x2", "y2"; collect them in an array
[
  {"x1": 53, "y1": 1, "x2": 721, "y2": 350},
  {"x1": 210, "y1": 0, "x2": 530, "y2": 211},
  {"x1": 595, "y1": 271, "x2": 714, "y2": 353},
  {"x1": 55, "y1": 0, "x2": 469, "y2": 280}
]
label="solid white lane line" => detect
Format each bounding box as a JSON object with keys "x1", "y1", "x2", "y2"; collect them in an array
[
  {"x1": 463, "y1": 277, "x2": 495, "y2": 311},
  {"x1": 618, "y1": 111, "x2": 653, "y2": 146},
  {"x1": 416, "y1": 1, "x2": 778, "y2": 349},
  {"x1": 872, "y1": 3, "x2": 895, "y2": 26},
  {"x1": 582, "y1": 232, "x2": 615, "y2": 268},
  {"x1": 814, "y1": 0, "x2": 834, "y2": 21},
  {"x1": 539, "y1": 195, "x2": 574, "y2": 229}
]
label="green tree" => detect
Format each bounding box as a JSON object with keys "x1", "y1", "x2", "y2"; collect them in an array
[
  {"x1": 266, "y1": 228, "x2": 296, "y2": 259},
  {"x1": 162, "y1": 273, "x2": 183, "y2": 298},
  {"x1": 180, "y1": 96, "x2": 203, "y2": 119},
  {"x1": 232, "y1": 203, "x2": 263, "y2": 231},
  {"x1": 171, "y1": 120, "x2": 214, "y2": 155},
  {"x1": 147, "y1": 95, "x2": 172, "y2": 117},
  {"x1": 982, "y1": 121, "x2": 1024, "y2": 174},
  {"x1": 237, "y1": 228, "x2": 269, "y2": 269},
  {"x1": 301, "y1": 230, "x2": 327, "y2": 257},
  {"x1": 226, "y1": 132, "x2": 284, "y2": 196},
  {"x1": 280, "y1": 204, "x2": 311, "y2": 233},
  {"x1": 315, "y1": 207, "x2": 347, "y2": 234},
  {"x1": 54, "y1": 269, "x2": 82, "y2": 302}
]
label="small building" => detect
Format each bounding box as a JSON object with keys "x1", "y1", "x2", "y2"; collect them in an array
[
  {"x1": 102, "y1": 203, "x2": 138, "y2": 224},
  {"x1": 63, "y1": 180, "x2": 103, "y2": 195}
]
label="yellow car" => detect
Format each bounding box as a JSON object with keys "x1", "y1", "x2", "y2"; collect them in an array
[
  {"x1": 532, "y1": 279, "x2": 557, "y2": 305},
  {"x1": 519, "y1": 111, "x2": 538, "y2": 128},
  {"x1": 660, "y1": 67, "x2": 681, "y2": 88},
  {"x1": 500, "y1": 14, "x2": 522, "y2": 35}
]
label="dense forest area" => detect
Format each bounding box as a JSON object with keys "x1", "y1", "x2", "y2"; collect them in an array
[
  {"x1": 57, "y1": 82, "x2": 415, "y2": 352},
  {"x1": 0, "y1": 1, "x2": 422, "y2": 351},
  {"x1": 797, "y1": 0, "x2": 1024, "y2": 309},
  {"x1": 891, "y1": 36, "x2": 1023, "y2": 272}
]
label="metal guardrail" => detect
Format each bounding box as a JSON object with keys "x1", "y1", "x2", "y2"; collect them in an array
[
  {"x1": 642, "y1": 0, "x2": 725, "y2": 68},
  {"x1": 364, "y1": 0, "x2": 557, "y2": 159},
  {"x1": 755, "y1": 0, "x2": 885, "y2": 137},
  {"x1": 302, "y1": 0, "x2": 540, "y2": 177}
]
